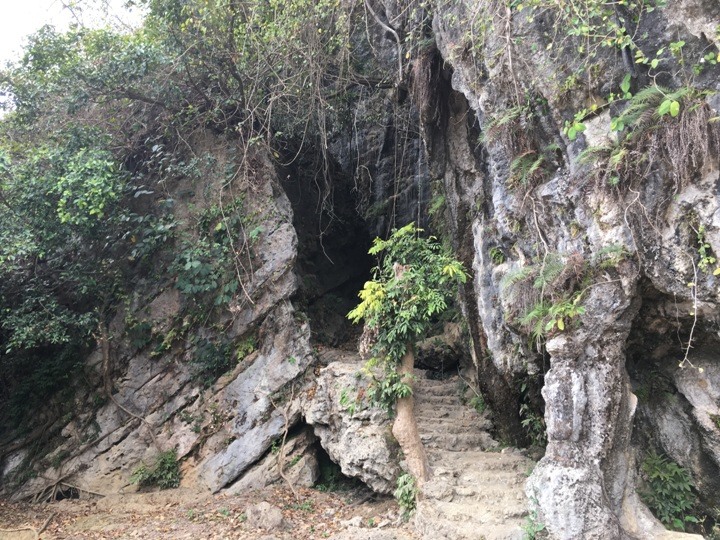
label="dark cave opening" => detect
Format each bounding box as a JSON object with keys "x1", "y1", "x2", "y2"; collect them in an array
[
  {"x1": 625, "y1": 278, "x2": 720, "y2": 533},
  {"x1": 50, "y1": 485, "x2": 79, "y2": 501},
  {"x1": 280, "y1": 161, "x2": 374, "y2": 348},
  {"x1": 312, "y1": 443, "x2": 365, "y2": 493}
]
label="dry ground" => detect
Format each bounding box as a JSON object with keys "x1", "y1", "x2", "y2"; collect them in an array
[{"x1": 0, "y1": 485, "x2": 412, "y2": 540}]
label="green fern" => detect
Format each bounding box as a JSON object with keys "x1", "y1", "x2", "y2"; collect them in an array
[
  {"x1": 532, "y1": 255, "x2": 565, "y2": 290},
  {"x1": 501, "y1": 265, "x2": 536, "y2": 290},
  {"x1": 510, "y1": 152, "x2": 546, "y2": 185},
  {"x1": 518, "y1": 300, "x2": 551, "y2": 343},
  {"x1": 577, "y1": 144, "x2": 612, "y2": 166}
]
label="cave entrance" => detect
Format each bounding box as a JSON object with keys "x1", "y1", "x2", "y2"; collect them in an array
[
  {"x1": 281, "y1": 162, "x2": 374, "y2": 348},
  {"x1": 312, "y1": 443, "x2": 365, "y2": 493},
  {"x1": 626, "y1": 278, "x2": 720, "y2": 533}
]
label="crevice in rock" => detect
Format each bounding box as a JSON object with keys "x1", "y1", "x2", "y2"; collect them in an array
[{"x1": 313, "y1": 443, "x2": 365, "y2": 493}]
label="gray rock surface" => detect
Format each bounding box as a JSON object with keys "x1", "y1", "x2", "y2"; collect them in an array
[
  {"x1": 425, "y1": 1, "x2": 720, "y2": 537},
  {"x1": 303, "y1": 357, "x2": 402, "y2": 494}
]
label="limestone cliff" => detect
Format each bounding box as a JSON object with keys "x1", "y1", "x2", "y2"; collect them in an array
[{"x1": 2, "y1": 1, "x2": 720, "y2": 538}]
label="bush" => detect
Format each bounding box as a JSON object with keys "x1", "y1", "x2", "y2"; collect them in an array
[
  {"x1": 639, "y1": 451, "x2": 699, "y2": 532},
  {"x1": 394, "y1": 473, "x2": 418, "y2": 519},
  {"x1": 131, "y1": 449, "x2": 181, "y2": 490}
]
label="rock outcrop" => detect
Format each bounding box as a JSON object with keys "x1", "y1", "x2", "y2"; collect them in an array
[
  {"x1": 423, "y1": 0, "x2": 720, "y2": 537},
  {"x1": 0, "y1": 140, "x2": 318, "y2": 500},
  {"x1": 304, "y1": 355, "x2": 402, "y2": 494}
]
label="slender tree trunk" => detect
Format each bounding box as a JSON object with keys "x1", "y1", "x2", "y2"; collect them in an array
[{"x1": 392, "y1": 344, "x2": 430, "y2": 485}]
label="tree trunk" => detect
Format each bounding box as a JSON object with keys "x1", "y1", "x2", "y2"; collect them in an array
[{"x1": 391, "y1": 345, "x2": 430, "y2": 485}]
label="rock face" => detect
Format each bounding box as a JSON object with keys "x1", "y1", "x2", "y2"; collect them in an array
[
  {"x1": 303, "y1": 356, "x2": 402, "y2": 494},
  {"x1": 422, "y1": 0, "x2": 720, "y2": 537},
  {"x1": 225, "y1": 427, "x2": 320, "y2": 494},
  {"x1": 0, "y1": 138, "x2": 318, "y2": 500},
  {"x1": 3, "y1": 2, "x2": 720, "y2": 538},
  {"x1": 197, "y1": 302, "x2": 315, "y2": 492}
]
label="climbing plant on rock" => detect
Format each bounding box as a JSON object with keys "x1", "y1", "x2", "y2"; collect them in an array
[{"x1": 348, "y1": 222, "x2": 467, "y2": 484}]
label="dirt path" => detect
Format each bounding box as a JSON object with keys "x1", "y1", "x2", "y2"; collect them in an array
[{"x1": 0, "y1": 485, "x2": 413, "y2": 540}]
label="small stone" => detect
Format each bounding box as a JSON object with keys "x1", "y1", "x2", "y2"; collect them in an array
[
  {"x1": 341, "y1": 516, "x2": 363, "y2": 528},
  {"x1": 245, "y1": 501, "x2": 287, "y2": 530}
]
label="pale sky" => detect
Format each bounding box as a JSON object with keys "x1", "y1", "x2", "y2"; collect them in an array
[{"x1": 0, "y1": 0, "x2": 144, "y2": 64}]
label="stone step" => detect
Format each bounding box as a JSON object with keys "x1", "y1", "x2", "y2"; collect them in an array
[
  {"x1": 414, "y1": 404, "x2": 467, "y2": 415},
  {"x1": 415, "y1": 500, "x2": 526, "y2": 540},
  {"x1": 412, "y1": 373, "x2": 531, "y2": 540},
  {"x1": 430, "y1": 447, "x2": 529, "y2": 461},
  {"x1": 412, "y1": 394, "x2": 463, "y2": 406},
  {"x1": 417, "y1": 416, "x2": 492, "y2": 432},
  {"x1": 422, "y1": 498, "x2": 527, "y2": 521},
  {"x1": 420, "y1": 431, "x2": 496, "y2": 451},
  {"x1": 431, "y1": 466, "x2": 526, "y2": 485},
  {"x1": 425, "y1": 478, "x2": 528, "y2": 502},
  {"x1": 413, "y1": 385, "x2": 460, "y2": 397}
]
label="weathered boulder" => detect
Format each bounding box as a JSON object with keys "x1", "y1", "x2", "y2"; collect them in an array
[
  {"x1": 304, "y1": 359, "x2": 401, "y2": 494},
  {"x1": 196, "y1": 302, "x2": 315, "y2": 492}
]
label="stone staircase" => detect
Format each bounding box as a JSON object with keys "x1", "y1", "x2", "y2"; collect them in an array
[{"x1": 413, "y1": 374, "x2": 533, "y2": 540}]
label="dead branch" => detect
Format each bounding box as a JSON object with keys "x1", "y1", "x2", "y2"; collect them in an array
[
  {"x1": 363, "y1": 0, "x2": 403, "y2": 84},
  {"x1": 269, "y1": 384, "x2": 299, "y2": 502},
  {"x1": 0, "y1": 512, "x2": 55, "y2": 540}
]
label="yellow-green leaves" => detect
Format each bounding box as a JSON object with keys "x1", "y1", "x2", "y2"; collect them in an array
[
  {"x1": 347, "y1": 280, "x2": 386, "y2": 323},
  {"x1": 564, "y1": 109, "x2": 588, "y2": 141},
  {"x1": 658, "y1": 98, "x2": 681, "y2": 117},
  {"x1": 441, "y1": 261, "x2": 468, "y2": 283},
  {"x1": 347, "y1": 223, "x2": 467, "y2": 410},
  {"x1": 55, "y1": 147, "x2": 121, "y2": 226}
]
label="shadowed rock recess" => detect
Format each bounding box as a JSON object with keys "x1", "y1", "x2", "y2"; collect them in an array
[{"x1": 2, "y1": 1, "x2": 720, "y2": 539}]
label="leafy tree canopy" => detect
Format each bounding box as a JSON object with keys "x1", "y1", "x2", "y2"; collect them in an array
[{"x1": 0, "y1": 0, "x2": 368, "y2": 424}]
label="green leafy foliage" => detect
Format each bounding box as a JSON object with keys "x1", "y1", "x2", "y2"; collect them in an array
[
  {"x1": 563, "y1": 110, "x2": 587, "y2": 141},
  {"x1": 694, "y1": 224, "x2": 717, "y2": 273},
  {"x1": 126, "y1": 318, "x2": 154, "y2": 350},
  {"x1": 235, "y1": 335, "x2": 257, "y2": 362},
  {"x1": 366, "y1": 371, "x2": 414, "y2": 415},
  {"x1": 131, "y1": 449, "x2": 181, "y2": 490},
  {"x1": 173, "y1": 197, "x2": 250, "y2": 307},
  {"x1": 519, "y1": 403, "x2": 547, "y2": 447},
  {"x1": 489, "y1": 246, "x2": 506, "y2": 265},
  {"x1": 522, "y1": 506, "x2": 547, "y2": 539},
  {"x1": 339, "y1": 386, "x2": 358, "y2": 416},
  {"x1": 516, "y1": 0, "x2": 666, "y2": 56},
  {"x1": 393, "y1": 473, "x2": 418, "y2": 520},
  {"x1": 348, "y1": 223, "x2": 466, "y2": 410},
  {"x1": 468, "y1": 394, "x2": 486, "y2": 413},
  {"x1": 639, "y1": 452, "x2": 699, "y2": 532}
]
